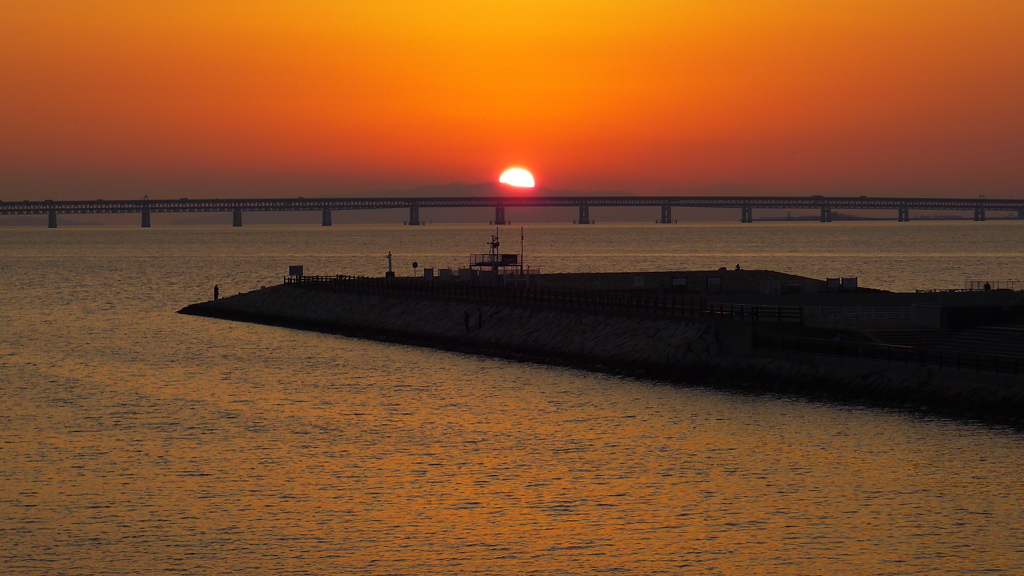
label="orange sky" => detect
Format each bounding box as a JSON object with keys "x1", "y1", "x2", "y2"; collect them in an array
[{"x1": 2, "y1": 1, "x2": 1023, "y2": 199}]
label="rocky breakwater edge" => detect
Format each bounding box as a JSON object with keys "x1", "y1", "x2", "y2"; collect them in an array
[{"x1": 180, "y1": 285, "x2": 1024, "y2": 426}]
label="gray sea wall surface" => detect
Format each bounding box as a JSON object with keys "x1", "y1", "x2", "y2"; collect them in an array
[{"x1": 180, "y1": 285, "x2": 1024, "y2": 425}]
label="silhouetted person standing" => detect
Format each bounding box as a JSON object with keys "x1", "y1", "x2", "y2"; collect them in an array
[
  {"x1": 213, "y1": 285, "x2": 220, "y2": 301},
  {"x1": 464, "y1": 310, "x2": 470, "y2": 332}
]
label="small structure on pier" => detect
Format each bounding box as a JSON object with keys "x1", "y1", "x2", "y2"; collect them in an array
[{"x1": 468, "y1": 228, "x2": 533, "y2": 286}]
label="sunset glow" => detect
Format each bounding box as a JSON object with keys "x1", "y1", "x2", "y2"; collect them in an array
[
  {"x1": 4, "y1": 3, "x2": 1024, "y2": 573},
  {"x1": 499, "y1": 168, "x2": 535, "y2": 188},
  {"x1": 2, "y1": 2, "x2": 1023, "y2": 199}
]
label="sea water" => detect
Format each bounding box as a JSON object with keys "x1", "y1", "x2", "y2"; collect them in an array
[{"x1": 2, "y1": 222, "x2": 1023, "y2": 574}]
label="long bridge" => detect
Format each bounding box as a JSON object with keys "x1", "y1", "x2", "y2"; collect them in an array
[{"x1": 2, "y1": 195, "x2": 1021, "y2": 227}]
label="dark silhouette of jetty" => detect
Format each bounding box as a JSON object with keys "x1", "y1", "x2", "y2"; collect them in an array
[{"x1": 181, "y1": 266, "x2": 1024, "y2": 426}]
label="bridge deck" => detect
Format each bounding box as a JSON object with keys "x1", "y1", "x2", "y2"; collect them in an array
[{"x1": 3, "y1": 195, "x2": 1021, "y2": 215}]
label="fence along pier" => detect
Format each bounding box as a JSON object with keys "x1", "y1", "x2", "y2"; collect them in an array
[
  {"x1": 284, "y1": 274, "x2": 804, "y2": 323},
  {"x1": 280, "y1": 274, "x2": 1024, "y2": 378}
]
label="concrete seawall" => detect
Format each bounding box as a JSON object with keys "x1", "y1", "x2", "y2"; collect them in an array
[
  {"x1": 180, "y1": 285, "x2": 1024, "y2": 426},
  {"x1": 181, "y1": 285, "x2": 724, "y2": 370}
]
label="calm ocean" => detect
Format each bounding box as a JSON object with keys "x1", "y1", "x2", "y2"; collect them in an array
[{"x1": 2, "y1": 222, "x2": 1023, "y2": 574}]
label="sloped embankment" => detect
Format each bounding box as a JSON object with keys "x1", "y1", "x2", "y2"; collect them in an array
[
  {"x1": 180, "y1": 285, "x2": 1024, "y2": 425},
  {"x1": 180, "y1": 285, "x2": 721, "y2": 375}
]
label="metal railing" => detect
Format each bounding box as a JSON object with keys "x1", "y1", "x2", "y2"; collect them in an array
[
  {"x1": 804, "y1": 306, "x2": 912, "y2": 320},
  {"x1": 801, "y1": 306, "x2": 915, "y2": 328},
  {"x1": 283, "y1": 275, "x2": 805, "y2": 323},
  {"x1": 965, "y1": 279, "x2": 1019, "y2": 291},
  {"x1": 755, "y1": 334, "x2": 1024, "y2": 377}
]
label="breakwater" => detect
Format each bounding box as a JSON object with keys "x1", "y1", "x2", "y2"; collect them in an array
[{"x1": 180, "y1": 281, "x2": 1024, "y2": 425}]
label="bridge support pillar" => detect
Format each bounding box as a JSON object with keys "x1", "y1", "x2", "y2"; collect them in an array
[
  {"x1": 494, "y1": 205, "x2": 506, "y2": 225},
  {"x1": 232, "y1": 209, "x2": 242, "y2": 227},
  {"x1": 740, "y1": 205, "x2": 753, "y2": 223},
  {"x1": 408, "y1": 204, "x2": 420, "y2": 226},
  {"x1": 820, "y1": 206, "x2": 832, "y2": 222},
  {"x1": 578, "y1": 204, "x2": 591, "y2": 224},
  {"x1": 321, "y1": 209, "x2": 332, "y2": 226},
  {"x1": 975, "y1": 207, "x2": 986, "y2": 221},
  {"x1": 48, "y1": 209, "x2": 57, "y2": 228},
  {"x1": 660, "y1": 204, "x2": 672, "y2": 224},
  {"x1": 142, "y1": 208, "x2": 151, "y2": 228},
  {"x1": 897, "y1": 206, "x2": 910, "y2": 222}
]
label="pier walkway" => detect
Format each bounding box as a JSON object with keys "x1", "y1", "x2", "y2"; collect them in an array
[
  {"x1": 284, "y1": 274, "x2": 805, "y2": 323},
  {"x1": 284, "y1": 275, "x2": 1024, "y2": 378}
]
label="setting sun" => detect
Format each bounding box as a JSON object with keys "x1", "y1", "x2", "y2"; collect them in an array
[{"x1": 499, "y1": 168, "x2": 535, "y2": 188}]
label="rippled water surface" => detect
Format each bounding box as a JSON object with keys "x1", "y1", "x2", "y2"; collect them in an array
[{"x1": 2, "y1": 223, "x2": 1024, "y2": 574}]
